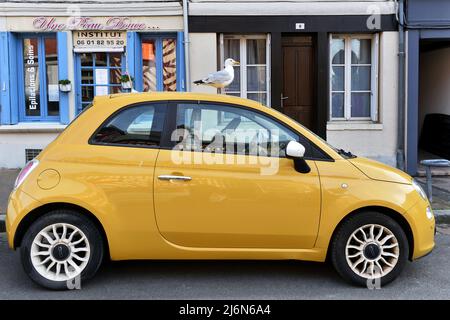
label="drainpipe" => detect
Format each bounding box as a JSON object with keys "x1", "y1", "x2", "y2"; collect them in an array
[
  {"x1": 182, "y1": 0, "x2": 191, "y2": 91},
  {"x1": 396, "y1": 0, "x2": 406, "y2": 171}
]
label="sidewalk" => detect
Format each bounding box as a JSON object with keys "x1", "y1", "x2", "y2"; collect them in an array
[
  {"x1": 0, "y1": 169, "x2": 19, "y2": 214},
  {"x1": 0, "y1": 169, "x2": 18, "y2": 233}
]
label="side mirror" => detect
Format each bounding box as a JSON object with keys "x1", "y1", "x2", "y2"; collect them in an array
[
  {"x1": 286, "y1": 141, "x2": 311, "y2": 174},
  {"x1": 286, "y1": 141, "x2": 305, "y2": 159}
]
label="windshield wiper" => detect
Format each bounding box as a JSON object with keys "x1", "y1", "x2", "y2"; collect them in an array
[{"x1": 337, "y1": 148, "x2": 357, "y2": 159}]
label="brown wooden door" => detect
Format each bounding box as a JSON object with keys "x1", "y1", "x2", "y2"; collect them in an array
[{"x1": 281, "y1": 36, "x2": 315, "y2": 130}]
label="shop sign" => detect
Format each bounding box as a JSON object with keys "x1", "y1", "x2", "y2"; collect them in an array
[
  {"x1": 33, "y1": 17, "x2": 160, "y2": 31},
  {"x1": 73, "y1": 31, "x2": 127, "y2": 52}
]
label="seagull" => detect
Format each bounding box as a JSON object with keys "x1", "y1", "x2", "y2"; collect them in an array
[{"x1": 193, "y1": 58, "x2": 240, "y2": 88}]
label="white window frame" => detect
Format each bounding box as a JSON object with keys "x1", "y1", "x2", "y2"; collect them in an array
[
  {"x1": 329, "y1": 33, "x2": 379, "y2": 121},
  {"x1": 219, "y1": 33, "x2": 271, "y2": 107}
]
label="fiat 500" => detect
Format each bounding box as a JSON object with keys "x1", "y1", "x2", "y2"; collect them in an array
[{"x1": 6, "y1": 92, "x2": 435, "y2": 289}]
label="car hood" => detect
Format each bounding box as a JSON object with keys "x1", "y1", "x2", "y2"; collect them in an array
[{"x1": 348, "y1": 157, "x2": 413, "y2": 185}]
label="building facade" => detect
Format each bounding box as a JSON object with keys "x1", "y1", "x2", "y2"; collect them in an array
[
  {"x1": 0, "y1": 0, "x2": 402, "y2": 170},
  {"x1": 403, "y1": 0, "x2": 450, "y2": 175},
  {"x1": 189, "y1": 0, "x2": 400, "y2": 167},
  {"x1": 0, "y1": 0, "x2": 185, "y2": 167}
]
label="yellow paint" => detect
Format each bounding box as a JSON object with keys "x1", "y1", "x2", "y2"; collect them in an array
[{"x1": 6, "y1": 92, "x2": 435, "y2": 263}]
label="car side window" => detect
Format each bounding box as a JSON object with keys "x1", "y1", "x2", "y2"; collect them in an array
[
  {"x1": 92, "y1": 103, "x2": 166, "y2": 147},
  {"x1": 174, "y1": 102, "x2": 321, "y2": 158}
]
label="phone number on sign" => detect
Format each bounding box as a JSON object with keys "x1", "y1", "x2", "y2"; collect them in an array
[
  {"x1": 179, "y1": 304, "x2": 271, "y2": 318},
  {"x1": 76, "y1": 39, "x2": 125, "y2": 46}
]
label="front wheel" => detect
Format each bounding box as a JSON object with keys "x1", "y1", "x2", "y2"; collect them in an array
[
  {"x1": 330, "y1": 212, "x2": 409, "y2": 287},
  {"x1": 20, "y1": 210, "x2": 104, "y2": 290}
]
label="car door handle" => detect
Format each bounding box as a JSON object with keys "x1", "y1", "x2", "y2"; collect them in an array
[{"x1": 158, "y1": 175, "x2": 192, "y2": 181}]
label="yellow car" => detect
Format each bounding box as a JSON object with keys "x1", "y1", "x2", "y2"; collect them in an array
[{"x1": 6, "y1": 92, "x2": 435, "y2": 290}]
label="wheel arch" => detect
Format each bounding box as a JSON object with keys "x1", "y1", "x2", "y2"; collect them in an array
[
  {"x1": 13, "y1": 202, "x2": 110, "y2": 259},
  {"x1": 326, "y1": 206, "x2": 414, "y2": 261}
]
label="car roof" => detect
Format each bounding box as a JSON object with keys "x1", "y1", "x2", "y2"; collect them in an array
[{"x1": 93, "y1": 92, "x2": 265, "y2": 110}]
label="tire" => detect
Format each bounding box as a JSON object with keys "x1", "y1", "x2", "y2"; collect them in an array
[
  {"x1": 330, "y1": 211, "x2": 409, "y2": 287},
  {"x1": 20, "y1": 210, "x2": 104, "y2": 290}
]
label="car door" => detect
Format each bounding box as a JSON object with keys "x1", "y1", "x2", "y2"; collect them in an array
[{"x1": 154, "y1": 101, "x2": 322, "y2": 249}]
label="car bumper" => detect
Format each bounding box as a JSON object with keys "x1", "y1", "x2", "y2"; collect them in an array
[{"x1": 406, "y1": 200, "x2": 435, "y2": 260}]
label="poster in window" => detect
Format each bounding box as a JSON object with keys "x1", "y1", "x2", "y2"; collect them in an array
[
  {"x1": 48, "y1": 84, "x2": 60, "y2": 102},
  {"x1": 95, "y1": 68, "x2": 109, "y2": 96}
]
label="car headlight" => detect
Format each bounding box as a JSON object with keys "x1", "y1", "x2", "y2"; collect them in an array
[
  {"x1": 412, "y1": 179, "x2": 428, "y2": 200},
  {"x1": 426, "y1": 206, "x2": 434, "y2": 220}
]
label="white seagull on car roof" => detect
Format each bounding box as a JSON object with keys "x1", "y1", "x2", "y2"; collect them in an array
[{"x1": 193, "y1": 58, "x2": 240, "y2": 89}]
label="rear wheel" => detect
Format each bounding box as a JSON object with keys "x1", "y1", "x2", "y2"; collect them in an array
[
  {"x1": 20, "y1": 210, "x2": 104, "y2": 290},
  {"x1": 330, "y1": 211, "x2": 409, "y2": 287}
]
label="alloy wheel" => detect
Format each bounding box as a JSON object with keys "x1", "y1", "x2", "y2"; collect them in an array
[
  {"x1": 30, "y1": 223, "x2": 91, "y2": 282},
  {"x1": 345, "y1": 224, "x2": 400, "y2": 279}
]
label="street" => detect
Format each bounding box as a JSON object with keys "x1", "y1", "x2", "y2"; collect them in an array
[{"x1": 0, "y1": 230, "x2": 449, "y2": 300}]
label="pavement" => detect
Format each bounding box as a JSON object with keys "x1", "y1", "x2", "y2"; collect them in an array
[
  {"x1": 0, "y1": 229, "x2": 449, "y2": 299},
  {"x1": 0, "y1": 169, "x2": 18, "y2": 215}
]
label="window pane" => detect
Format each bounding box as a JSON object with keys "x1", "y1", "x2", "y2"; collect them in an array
[
  {"x1": 109, "y1": 52, "x2": 122, "y2": 68},
  {"x1": 45, "y1": 38, "x2": 59, "y2": 116},
  {"x1": 332, "y1": 93, "x2": 345, "y2": 118},
  {"x1": 142, "y1": 39, "x2": 157, "y2": 92},
  {"x1": 351, "y1": 66, "x2": 371, "y2": 91},
  {"x1": 94, "y1": 52, "x2": 107, "y2": 66},
  {"x1": 81, "y1": 86, "x2": 94, "y2": 103},
  {"x1": 80, "y1": 53, "x2": 93, "y2": 67},
  {"x1": 351, "y1": 39, "x2": 371, "y2": 64},
  {"x1": 351, "y1": 93, "x2": 371, "y2": 117},
  {"x1": 247, "y1": 93, "x2": 266, "y2": 105},
  {"x1": 110, "y1": 69, "x2": 122, "y2": 85},
  {"x1": 111, "y1": 86, "x2": 122, "y2": 94},
  {"x1": 93, "y1": 104, "x2": 166, "y2": 146},
  {"x1": 163, "y1": 38, "x2": 177, "y2": 91},
  {"x1": 23, "y1": 38, "x2": 41, "y2": 117},
  {"x1": 332, "y1": 66, "x2": 344, "y2": 91},
  {"x1": 224, "y1": 39, "x2": 240, "y2": 61},
  {"x1": 247, "y1": 39, "x2": 266, "y2": 64},
  {"x1": 81, "y1": 69, "x2": 94, "y2": 84},
  {"x1": 247, "y1": 66, "x2": 266, "y2": 92},
  {"x1": 331, "y1": 39, "x2": 345, "y2": 64},
  {"x1": 225, "y1": 67, "x2": 240, "y2": 92}
]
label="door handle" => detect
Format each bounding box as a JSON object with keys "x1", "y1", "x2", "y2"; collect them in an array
[
  {"x1": 281, "y1": 94, "x2": 289, "y2": 108},
  {"x1": 158, "y1": 175, "x2": 192, "y2": 181}
]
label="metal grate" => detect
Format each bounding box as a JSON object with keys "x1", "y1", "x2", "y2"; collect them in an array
[{"x1": 25, "y1": 149, "x2": 42, "y2": 163}]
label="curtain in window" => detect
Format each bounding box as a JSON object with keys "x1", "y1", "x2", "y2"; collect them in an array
[{"x1": 163, "y1": 39, "x2": 177, "y2": 92}]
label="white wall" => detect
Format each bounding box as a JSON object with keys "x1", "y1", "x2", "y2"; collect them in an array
[
  {"x1": 189, "y1": 0, "x2": 396, "y2": 16},
  {"x1": 0, "y1": 131, "x2": 61, "y2": 168},
  {"x1": 327, "y1": 31, "x2": 399, "y2": 167},
  {"x1": 189, "y1": 33, "x2": 218, "y2": 94},
  {"x1": 419, "y1": 47, "x2": 450, "y2": 136}
]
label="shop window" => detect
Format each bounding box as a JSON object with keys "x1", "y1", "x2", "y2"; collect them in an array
[
  {"x1": 76, "y1": 52, "x2": 125, "y2": 112},
  {"x1": 330, "y1": 34, "x2": 379, "y2": 121},
  {"x1": 140, "y1": 35, "x2": 177, "y2": 92},
  {"x1": 19, "y1": 34, "x2": 59, "y2": 121},
  {"x1": 219, "y1": 34, "x2": 271, "y2": 106}
]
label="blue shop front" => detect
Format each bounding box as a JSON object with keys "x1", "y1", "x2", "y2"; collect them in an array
[{"x1": 0, "y1": 15, "x2": 185, "y2": 167}]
